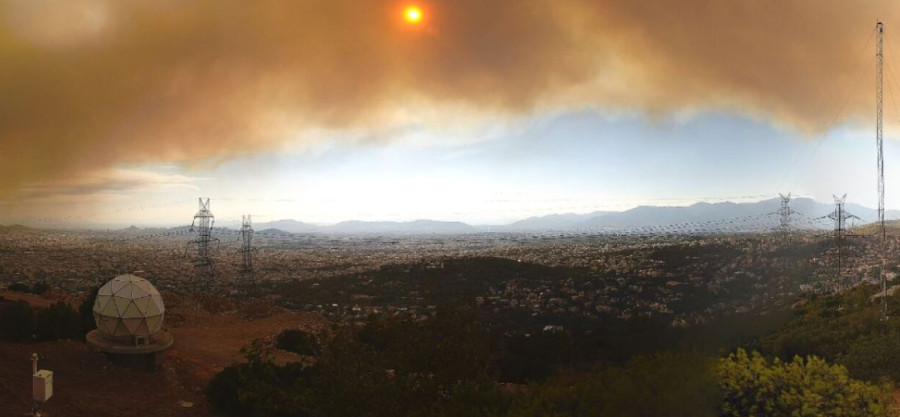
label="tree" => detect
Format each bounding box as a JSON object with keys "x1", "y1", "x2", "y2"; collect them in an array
[
  {"x1": 207, "y1": 339, "x2": 319, "y2": 417},
  {"x1": 35, "y1": 301, "x2": 81, "y2": 342},
  {"x1": 719, "y1": 349, "x2": 892, "y2": 417},
  {"x1": 0, "y1": 301, "x2": 36, "y2": 342},
  {"x1": 508, "y1": 351, "x2": 720, "y2": 417},
  {"x1": 276, "y1": 329, "x2": 320, "y2": 356},
  {"x1": 207, "y1": 309, "x2": 506, "y2": 417},
  {"x1": 78, "y1": 286, "x2": 100, "y2": 338}
]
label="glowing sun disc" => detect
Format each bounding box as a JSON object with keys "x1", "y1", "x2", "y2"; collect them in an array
[{"x1": 405, "y1": 6, "x2": 422, "y2": 23}]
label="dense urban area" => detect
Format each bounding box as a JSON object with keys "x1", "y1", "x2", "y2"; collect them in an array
[
  {"x1": 3, "y1": 224, "x2": 900, "y2": 416},
  {"x1": 2, "y1": 225, "x2": 898, "y2": 328}
]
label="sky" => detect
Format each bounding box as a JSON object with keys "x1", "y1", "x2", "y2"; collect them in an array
[{"x1": 2, "y1": 0, "x2": 900, "y2": 227}]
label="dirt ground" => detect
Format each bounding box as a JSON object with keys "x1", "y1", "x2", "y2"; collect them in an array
[{"x1": 0, "y1": 291, "x2": 327, "y2": 417}]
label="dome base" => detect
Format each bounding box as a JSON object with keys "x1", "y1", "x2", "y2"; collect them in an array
[{"x1": 86, "y1": 329, "x2": 173, "y2": 371}]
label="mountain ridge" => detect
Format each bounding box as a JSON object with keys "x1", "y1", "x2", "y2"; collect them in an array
[{"x1": 27, "y1": 197, "x2": 896, "y2": 234}]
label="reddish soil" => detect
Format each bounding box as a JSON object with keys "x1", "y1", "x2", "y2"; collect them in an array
[
  {"x1": 0, "y1": 291, "x2": 328, "y2": 416},
  {"x1": 0, "y1": 290, "x2": 53, "y2": 308}
]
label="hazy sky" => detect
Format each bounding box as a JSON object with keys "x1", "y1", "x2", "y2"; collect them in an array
[{"x1": 1, "y1": 0, "x2": 900, "y2": 226}]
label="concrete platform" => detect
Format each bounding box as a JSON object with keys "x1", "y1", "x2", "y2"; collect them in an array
[
  {"x1": 86, "y1": 330, "x2": 173, "y2": 371},
  {"x1": 86, "y1": 330, "x2": 173, "y2": 354}
]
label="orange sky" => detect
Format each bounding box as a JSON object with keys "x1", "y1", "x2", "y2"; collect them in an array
[{"x1": 0, "y1": 1, "x2": 899, "y2": 224}]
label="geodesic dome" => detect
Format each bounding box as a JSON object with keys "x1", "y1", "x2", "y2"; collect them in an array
[{"x1": 92, "y1": 274, "x2": 165, "y2": 338}]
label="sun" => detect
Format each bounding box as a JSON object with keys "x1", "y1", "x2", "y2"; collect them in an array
[{"x1": 404, "y1": 6, "x2": 422, "y2": 24}]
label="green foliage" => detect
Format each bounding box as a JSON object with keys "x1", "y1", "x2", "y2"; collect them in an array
[
  {"x1": 755, "y1": 286, "x2": 900, "y2": 382},
  {"x1": 508, "y1": 352, "x2": 720, "y2": 417},
  {"x1": 207, "y1": 340, "x2": 314, "y2": 417},
  {"x1": 0, "y1": 301, "x2": 36, "y2": 342},
  {"x1": 7, "y1": 281, "x2": 50, "y2": 294},
  {"x1": 79, "y1": 286, "x2": 100, "y2": 337},
  {"x1": 31, "y1": 281, "x2": 50, "y2": 295},
  {"x1": 0, "y1": 300, "x2": 83, "y2": 343},
  {"x1": 839, "y1": 329, "x2": 900, "y2": 382},
  {"x1": 719, "y1": 349, "x2": 892, "y2": 417},
  {"x1": 208, "y1": 309, "x2": 505, "y2": 417},
  {"x1": 310, "y1": 308, "x2": 505, "y2": 417},
  {"x1": 276, "y1": 329, "x2": 320, "y2": 356},
  {"x1": 207, "y1": 304, "x2": 897, "y2": 417},
  {"x1": 34, "y1": 301, "x2": 81, "y2": 342}
]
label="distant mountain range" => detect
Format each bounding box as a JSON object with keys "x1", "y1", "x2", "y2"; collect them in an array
[
  {"x1": 520, "y1": 198, "x2": 898, "y2": 231},
  {"x1": 12, "y1": 197, "x2": 891, "y2": 234},
  {"x1": 206, "y1": 197, "x2": 899, "y2": 234},
  {"x1": 507, "y1": 211, "x2": 614, "y2": 231}
]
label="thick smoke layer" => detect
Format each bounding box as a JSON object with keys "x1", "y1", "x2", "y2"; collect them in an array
[{"x1": 0, "y1": 0, "x2": 894, "y2": 191}]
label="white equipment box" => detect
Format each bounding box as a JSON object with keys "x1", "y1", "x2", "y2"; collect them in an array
[{"x1": 33, "y1": 370, "x2": 52, "y2": 402}]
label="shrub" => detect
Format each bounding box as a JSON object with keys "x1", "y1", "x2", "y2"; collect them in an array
[
  {"x1": 35, "y1": 301, "x2": 81, "y2": 342},
  {"x1": 508, "y1": 351, "x2": 720, "y2": 417},
  {"x1": 719, "y1": 349, "x2": 892, "y2": 417},
  {"x1": 30, "y1": 281, "x2": 50, "y2": 295},
  {"x1": 276, "y1": 329, "x2": 320, "y2": 356},
  {"x1": 0, "y1": 301, "x2": 36, "y2": 342},
  {"x1": 78, "y1": 286, "x2": 100, "y2": 337}
]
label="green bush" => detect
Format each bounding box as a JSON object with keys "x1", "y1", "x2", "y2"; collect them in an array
[
  {"x1": 0, "y1": 300, "x2": 83, "y2": 343},
  {"x1": 0, "y1": 301, "x2": 36, "y2": 342},
  {"x1": 78, "y1": 286, "x2": 100, "y2": 337},
  {"x1": 207, "y1": 339, "x2": 315, "y2": 417},
  {"x1": 208, "y1": 310, "x2": 505, "y2": 417},
  {"x1": 275, "y1": 329, "x2": 320, "y2": 356},
  {"x1": 508, "y1": 352, "x2": 720, "y2": 417},
  {"x1": 754, "y1": 286, "x2": 900, "y2": 383},
  {"x1": 7, "y1": 281, "x2": 50, "y2": 295},
  {"x1": 207, "y1": 307, "x2": 897, "y2": 417},
  {"x1": 30, "y1": 281, "x2": 49, "y2": 295},
  {"x1": 35, "y1": 301, "x2": 81, "y2": 342},
  {"x1": 719, "y1": 349, "x2": 892, "y2": 417}
]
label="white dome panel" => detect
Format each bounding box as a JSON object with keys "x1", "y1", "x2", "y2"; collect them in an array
[
  {"x1": 92, "y1": 274, "x2": 165, "y2": 338},
  {"x1": 113, "y1": 296, "x2": 130, "y2": 315}
]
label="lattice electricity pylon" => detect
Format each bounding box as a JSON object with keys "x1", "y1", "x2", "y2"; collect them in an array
[
  {"x1": 187, "y1": 198, "x2": 219, "y2": 292},
  {"x1": 818, "y1": 194, "x2": 860, "y2": 292},
  {"x1": 237, "y1": 214, "x2": 256, "y2": 298},
  {"x1": 770, "y1": 193, "x2": 800, "y2": 239}
]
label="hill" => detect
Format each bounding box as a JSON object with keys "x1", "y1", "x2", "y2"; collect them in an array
[
  {"x1": 506, "y1": 211, "x2": 613, "y2": 231},
  {"x1": 579, "y1": 197, "x2": 898, "y2": 231},
  {"x1": 328, "y1": 219, "x2": 475, "y2": 234}
]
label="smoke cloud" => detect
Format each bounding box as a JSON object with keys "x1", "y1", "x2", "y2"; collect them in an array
[{"x1": 0, "y1": 0, "x2": 895, "y2": 192}]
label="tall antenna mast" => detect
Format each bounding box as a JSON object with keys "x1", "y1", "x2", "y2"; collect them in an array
[
  {"x1": 878, "y1": 22, "x2": 885, "y2": 238},
  {"x1": 876, "y1": 21, "x2": 888, "y2": 319}
]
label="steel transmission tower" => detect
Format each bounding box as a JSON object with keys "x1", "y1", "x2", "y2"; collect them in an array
[
  {"x1": 774, "y1": 193, "x2": 799, "y2": 238},
  {"x1": 825, "y1": 194, "x2": 860, "y2": 292},
  {"x1": 239, "y1": 215, "x2": 256, "y2": 298},
  {"x1": 188, "y1": 198, "x2": 218, "y2": 291},
  {"x1": 876, "y1": 22, "x2": 888, "y2": 319}
]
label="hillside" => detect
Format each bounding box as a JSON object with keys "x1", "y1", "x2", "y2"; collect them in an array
[{"x1": 0, "y1": 291, "x2": 327, "y2": 416}]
